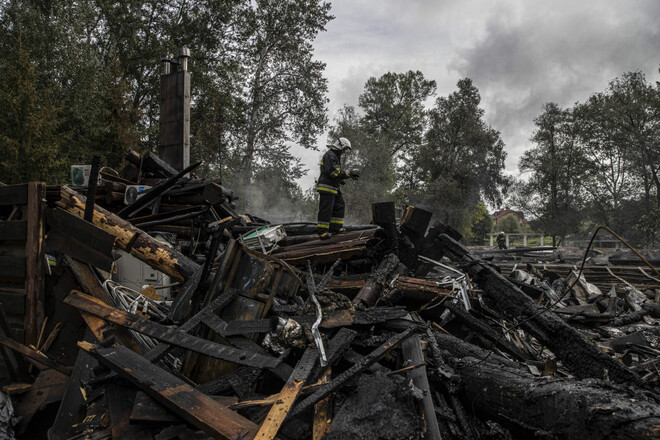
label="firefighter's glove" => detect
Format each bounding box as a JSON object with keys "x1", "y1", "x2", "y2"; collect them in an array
[{"x1": 348, "y1": 169, "x2": 361, "y2": 180}]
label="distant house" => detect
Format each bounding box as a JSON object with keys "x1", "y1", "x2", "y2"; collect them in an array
[{"x1": 491, "y1": 208, "x2": 528, "y2": 229}]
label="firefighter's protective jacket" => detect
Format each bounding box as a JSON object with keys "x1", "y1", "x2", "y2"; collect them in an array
[{"x1": 316, "y1": 149, "x2": 346, "y2": 194}]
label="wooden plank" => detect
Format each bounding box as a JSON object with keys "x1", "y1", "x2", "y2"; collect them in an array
[
  {"x1": 312, "y1": 368, "x2": 332, "y2": 440},
  {"x1": 402, "y1": 333, "x2": 441, "y2": 440},
  {"x1": 64, "y1": 290, "x2": 280, "y2": 369},
  {"x1": 0, "y1": 256, "x2": 25, "y2": 278},
  {"x1": 130, "y1": 391, "x2": 237, "y2": 424},
  {"x1": 255, "y1": 348, "x2": 318, "y2": 439},
  {"x1": 46, "y1": 208, "x2": 115, "y2": 271},
  {"x1": 79, "y1": 341, "x2": 258, "y2": 440},
  {"x1": 24, "y1": 182, "x2": 45, "y2": 346},
  {"x1": 0, "y1": 221, "x2": 26, "y2": 240},
  {"x1": 0, "y1": 184, "x2": 27, "y2": 205},
  {"x1": 0, "y1": 333, "x2": 72, "y2": 375},
  {"x1": 144, "y1": 288, "x2": 240, "y2": 363}
]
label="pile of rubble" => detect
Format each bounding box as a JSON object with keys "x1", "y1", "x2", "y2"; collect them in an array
[{"x1": 1, "y1": 150, "x2": 660, "y2": 439}]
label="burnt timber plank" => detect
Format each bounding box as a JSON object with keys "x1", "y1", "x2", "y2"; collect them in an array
[
  {"x1": 0, "y1": 184, "x2": 27, "y2": 205},
  {"x1": 46, "y1": 208, "x2": 115, "y2": 271},
  {"x1": 130, "y1": 391, "x2": 237, "y2": 424},
  {"x1": 290, "y1": 327, "x2": 415, "y2": 418},
  {"x1": 64, "y1": 290, "x2": 280, "y2": 369},
  {"x1": 401, "y1": 332, "x2": 441, "y2": 440},
  {"x1": 144, "y1": 287, "x2": 240, "y2": 362},
  {"x1": 0, "y1": 333, "x2": 72, "y2": 375},
  {"x1": 222, "y1": 319, "x2": 272, "y2": 336},
  {"x1": 0, "y1": 221, "x2": 26, "y2": 240},
  {"x1": 78, "y1": 341, "x2": 258, "y2": 440},
  {"x1": 353, "y1": 254, "x2": 400, "y2": 307},
  {"x1": 312, "y1": 368, "x2": 332, "y2": 440},
  {"x1": 256, "y1": 348, "x2": 318, "y2": 440},
  {"x1": 25, "y1": 182, "x2": 45, "y2": 346}
]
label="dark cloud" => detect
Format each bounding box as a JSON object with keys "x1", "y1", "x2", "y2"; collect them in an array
[
  {"x1": 296, "y1": 1, "x2": 660, "y2": 188},
  {"x1": 450, "y1": 1, "x2": 660, "y2": 169}
]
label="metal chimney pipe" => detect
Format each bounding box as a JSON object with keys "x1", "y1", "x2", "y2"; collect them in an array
[
  {"x1": 178, "y1": 46, "x2": 191, "y2": 72},
  {"x1": 161, "y1": 53, "x2": 173, "y2": 75}
]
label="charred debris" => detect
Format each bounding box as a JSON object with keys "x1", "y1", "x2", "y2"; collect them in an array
[{"x1": 0, "y1": 150, "x2": 660, "y2": 440}]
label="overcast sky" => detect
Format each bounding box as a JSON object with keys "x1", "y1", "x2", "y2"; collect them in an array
[{"x1": 295, "y1": 0, "x2": 660, "y2": 189}]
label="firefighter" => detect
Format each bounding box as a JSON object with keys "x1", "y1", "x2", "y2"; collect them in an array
[
  {"x1": 316, "y1": 137, "x2": 359, "y2": 239},
  {"x1": 497, "y1": 231, "x2": 507, "y2": 249}
]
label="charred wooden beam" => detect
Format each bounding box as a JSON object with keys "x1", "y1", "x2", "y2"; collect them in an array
[
  {"x1": 353, "y1": 254, "x2": 400, "y2": 308},
  {"x1": 399, "y1": 206, "x2": 432, "y2": 247},
  {"x1": 451, "y1": 356, "x2": 660, "y2": 439},
  {"x1": 436, "y1": 234, "x2": 642, "y2": 385},
  {"x1": 372, "y1": 202, "x2": 397, "y2": 252},
  {"x1": 25, "y1": 182, "x2": 45, "y2": 346},
  {"x1": 55, "y1": 185, "x2": 199, "y2": 282},
  {"x1": 64, "y1": 291, "x2": 281, "y2": 369},
  {"x1": 0, "y1": 333, "x2": 72, "y2": 376},
  {"x1": 46, "y1": 208, "x2": 115, "y2": 272},
  {"x1": 401, "y1": 332, "x2": 441, "y2": 440},
  {"x1": 145, "y1": 288, "x2": 240, "y2": 362},
  {"x1": 79, "y1": 341, "x2": 258, "y2": 440},
  {"x1": 273, "y1": 240, "x2": 369, "y2": 264}
]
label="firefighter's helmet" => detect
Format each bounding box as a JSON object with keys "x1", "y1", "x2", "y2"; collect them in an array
[{"x1": 329, "y1": 137, "x2": 352, "y2": 151}]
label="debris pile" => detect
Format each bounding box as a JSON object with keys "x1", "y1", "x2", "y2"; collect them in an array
[{"x1": 1, "y1": 151, "x2": 659, "y2": 439}]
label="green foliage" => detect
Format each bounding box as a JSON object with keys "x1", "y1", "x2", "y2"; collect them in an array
[
  {"x1": 464, "y1": 202, "x2": 494, "y2": 245},
  {"x1": 498, "y1": 215, "x2": 521, "y2": 234},
  {"x1": 0, "y1": 33, "x2": 67, "y2": 183},
  {"x1": 415, "y1": 78, "x2": 509, "y2": 226},
  {"x1": 512, "y1": 70, "x2": 660, "y2": 246}
]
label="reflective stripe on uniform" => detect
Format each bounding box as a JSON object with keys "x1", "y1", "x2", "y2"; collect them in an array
[
  {"x1": 331, "y1": 167, "x2": 341, "y2": 177},
  {"x1": 316, "y1": 184, "x2": 338, "y2": 194},
  {"x1": 330, "y1": 218, "x2": 344, "y2": 224},
  {"x1": 317, "y1": 222, "x2": 329, "y2": 229}
]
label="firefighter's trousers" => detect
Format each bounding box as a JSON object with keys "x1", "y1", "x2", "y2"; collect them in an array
[{"x1": 317, "y1": 191, "x2": 345, "y2": 234}]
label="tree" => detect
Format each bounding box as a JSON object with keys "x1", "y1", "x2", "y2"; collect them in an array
[
  {"x1": 229, "y1": 0, "x2": 332, "y2": 191},
  {"x1": 498, "y1": 215, "x2": 521, "y2": 234},
  {"x1": 417, "y1": 78, "x2": 508, "y2": 230},
  {"x1": 515, "y1": 103, "x2": 586, "y2": 244},
  {"x1": 357, "y1": 70, "x2": 436, "y2": 196},
  {"x1": 0, "y1": 16, "x2": 67, "y2": 183},
  {"x1": 330, "y1": 105, "x2": 396, "y2": 222},
  {"x1": 465, "y1": 201, "x2": 494, "y2": 245}
]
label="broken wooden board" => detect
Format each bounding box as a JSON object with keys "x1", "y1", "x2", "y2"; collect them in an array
[
  {"x1": 130, "y1": 391, "x2": 237, "y2": 424},
  {"x1": 0, "y1": 333, "x2": 72, "y2": 375},
  {"x1": 79, "y1": 341, "x2": 258, "y2": 440},
  {"x1": 46, "y1": 208, "x2": 115, "y2": 271},
  {"x1": 255, "y1": 348, "x2": 318, "y2": 439},
  {"x1": 64, "y1": 290, "x2": 281, "y2": 369}
]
